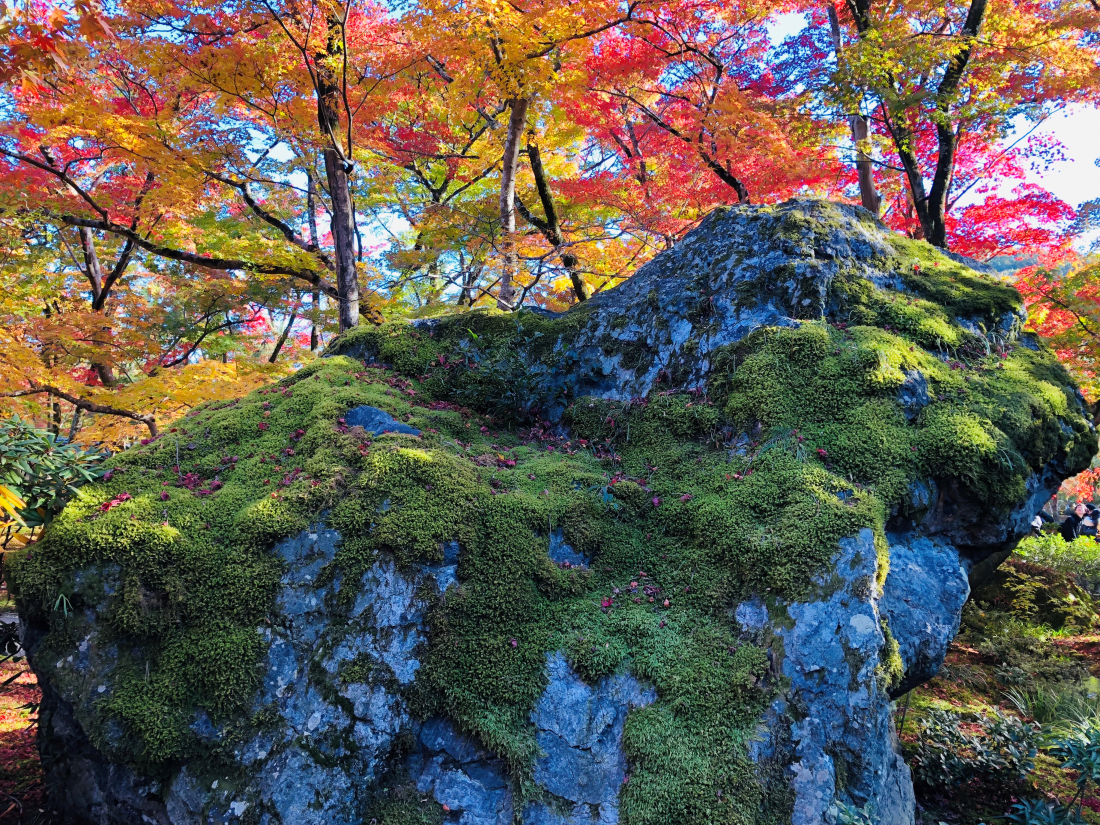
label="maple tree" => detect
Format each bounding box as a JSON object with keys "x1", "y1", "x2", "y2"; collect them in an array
[
  {"x1": 0, "y1": 35, "x2": 323, "y2": 443},
  {"x1": 0, "y1": 210, "x2": 302, "y2": 445},
  {"x1": 0, "y1": 0, "x2": 1098, "y2": 445},
  {"x1": 0, "y1": 0, "x2": 112, "y2": 90},
  {"x1": 0, "y1": 0, "x2": 409, "y2": 442},
  {"x1": 1017, "y1": 257, "x2": 1100, "y2": 400},
  {"x1": 783, "y1": 0, "x2": 1100, "y2": 252},
  {"x1": 410, "y1": 0, "x2": 649, "y2": 308},
  {"x1": 588, "y1": 0, "x2": 836, "y2": 207}
]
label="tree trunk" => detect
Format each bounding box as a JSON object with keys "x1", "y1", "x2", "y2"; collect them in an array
[
  {"x1": 888, "y1": 113, "x2": 934, "y2": 240},
  {"x1": 497, "y1": 97, "x2": 530, "y2": 311},
  {"x1": 925, "y1": 0, "x2": 987, "y2": 249},
  {"x1": 324, "y1": 149, "x2": 359, "y2": 331},
  {"x1": 524, "y1": 141, "x2": 588, "y2": 302},
  {"x1": 926, "y1": 123, "x2": 958, "y2": 249},
  {"x1": 826, "y1": 5, "x2": 881, "y2": 217},
  {"x1": 310, "y1": 289, "x2": 321, "y2": 352},
  {"x1": 861, "y1": 0, "x2": 987, "y2": 249},
  {"x1": 78, "y1": 228, "x2": 119, "y2": 387},
  {"x1": 269, "y1": 302, "x2": 300, "y2": 363},
  {"x1": 850, "y1": 114, "x2": 881, "y2": 217},
  {"x1": 305, "y1": 169, "x2": 322, "y2": 351},
  {"x1": 314, "y1": 16, "x2": 359, "y2": 332},
  {"x1": 66, "y1": 407, "x2": 82, "y2": 443}
]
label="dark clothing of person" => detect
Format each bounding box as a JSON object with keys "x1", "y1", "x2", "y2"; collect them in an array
[{"x1": 1061, "y1": 513, "x2": 1086, "y2": 542}]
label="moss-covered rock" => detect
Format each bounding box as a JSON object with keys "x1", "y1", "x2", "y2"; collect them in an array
[{"x1": 12, "y1": 201, "x2": 1095, "y2": 825}]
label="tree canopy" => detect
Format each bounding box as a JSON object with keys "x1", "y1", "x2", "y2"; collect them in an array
[{"x1": 0, "y1": 0, "x2": 1098, "y2": 445}]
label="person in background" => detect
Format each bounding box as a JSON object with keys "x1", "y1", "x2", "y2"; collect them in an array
[
  {"x1": 1081, "y1": 508, "x2": 1099, "y2": 538},
  {"x1": 1061, "y1": 502, "x2": 1091, "y2": 541}
]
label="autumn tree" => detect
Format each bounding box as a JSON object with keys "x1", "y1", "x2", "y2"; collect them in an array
[
  {"x1": 0, "y1": 0, "x2": 111, "y2": 89},
  {"x1": 584, "y1": 0, "x2": 840, "y2": 209},
  {"x1": 785, "y1": 0, "x2": 1100, "y2": 250},
  {"x1": 411, "y1": 0, "x2": 650, "y2": 308},
  {"x1": 1017, "y1": 256, "x2": 1100, "y2": 402},
  {"x1": 0, "y1": 210, "x2": 299, "y2": 445},
  {"x1": 0, "y1": 20, "x2": 339, "y2": 439}
]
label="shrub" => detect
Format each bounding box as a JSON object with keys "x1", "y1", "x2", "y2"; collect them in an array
[
  {"x1": 969, "y1": 556, "x2": 1098, "y2": 632},
  {"x1": 907, "y1": 709, "x2": 1039, "y2": 788},
  {"x1": 1016, "y1": 533, "x2": 1100, "y2": 596},
  {"x1": 1003, "y1": 798, "x2": 1088, "y2": 825},
  {"x1": 0, "y1": 414, "x2": 107, "y2": 532}
]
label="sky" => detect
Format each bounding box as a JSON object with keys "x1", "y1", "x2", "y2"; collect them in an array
[{"x1": 1019, "y1": 105, "x2": 1100, "y2": 212}]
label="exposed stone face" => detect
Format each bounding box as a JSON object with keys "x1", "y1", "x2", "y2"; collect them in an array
[
  {"x1": 406, "y1": 717, "x2": 515, "y2": 825},
  {"x1": 526, "y1": 652, "x2": 656, "y2": 824},
  {"x1": 344, "y1": 404, "x2": 422, "y2": 438},
  {"x1": 19, "y1": 200, "x2": 1096, "y2": 825},
  {"x1": 404, "y1": 654, "x2": 654, "y2": 825},
  {"x1": 738, "y1": 530, "x2": 916, "y2": 825},
  {"x1": 364, "y1": 201, "x2": 1015, "y2": 424},
  {"x1": 881, "y1": 535, "x2": 971, "y2": 698},
  {"x1": 34, "y1": 524, "x2": 447, "y2": 825},
  {"x1": 33, "y1": 526, "x2": 653, "y2": 825}
]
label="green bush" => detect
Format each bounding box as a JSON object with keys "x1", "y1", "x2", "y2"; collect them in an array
[
  {"x1": 1016, "y1": 533, "x2": 1100, "y2": 595},
  {"x1": 907, "y1": 709, "x2": 1039, "y2": 789},
  {"x1": 0, "y1": 414, "x2": 107, "y2": 530},
  {"x1": 969, "y1": 557, "x2": 1098, "y2": 632}
]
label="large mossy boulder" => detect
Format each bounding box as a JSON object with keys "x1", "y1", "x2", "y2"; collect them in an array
[{"x1": 12, "y1": 201, "x2": 1096, "y2": 825}]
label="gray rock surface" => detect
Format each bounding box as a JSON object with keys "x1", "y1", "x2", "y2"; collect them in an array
[
  {"x1": 738, "y1": 529, "x2": 915, "y2": 825},
  {"x1": 525, "y1": 652, "x2": 655, "y2": 825},
  {"x1": 32, "y1": 522, "x2": 652, "y2": 825},
  {"x1": 405, "y1": 654, "x2": 654, "y2": 825},
  {"x1": 172, "y1": 525, "x2": 453, "y2": 824},
  {"x1": 34, "y1": 525, "x2": 455, "y2": 825},
  {"x1": 339, "y1": 201, "x2": 1059, "y2": 554},
  {"x1": 548, "y1": 528, "x2": 589, "y2": 568},
  {"x1": 406, "y1": 717, "x2": 515, "y2": 825},
  {"x1": 897, "y1": 370, "x2": 930, "y2": 422},
  {"x1": 881, "y1": 535, "x2": 971, "y2": 697},
  {"x1": 344, "y1": 404, "x2": 421, "y2": 437}
]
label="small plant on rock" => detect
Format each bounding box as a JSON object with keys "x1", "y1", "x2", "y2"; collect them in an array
[
  {"x1": 833, "y1": 800, "x2": 874, "y2": 825},
  {"x1": 0, "y1": 414, "x2": 107, "y2": 538}
]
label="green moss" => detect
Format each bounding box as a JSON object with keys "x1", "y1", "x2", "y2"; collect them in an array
[
  {"x1": 887, "y1": 235, "x2": 1022, "y2": 324},
  {"x1": 718, "y1": 320, "x2": 1092, "y2": 514},
  {"x1": 619, "y1": 626, "x2": 769, "y2": 825},
  {"x1": 363, "y1": 783, "x2": 446, "y2": 825},
  {"x1": 879, "y1": 621, "x2": 904, "y2": 691}
]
